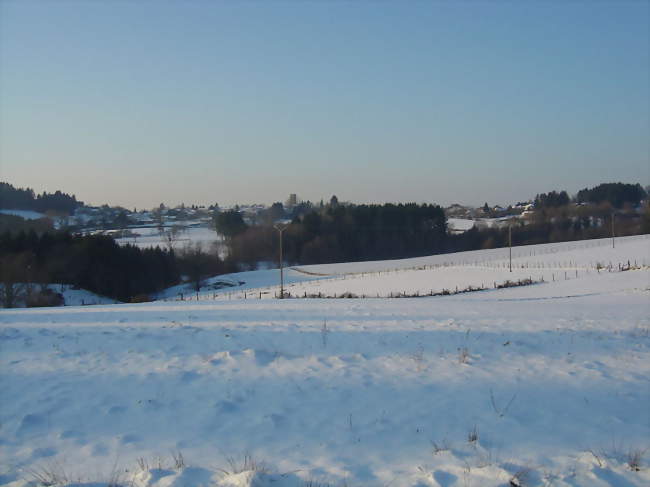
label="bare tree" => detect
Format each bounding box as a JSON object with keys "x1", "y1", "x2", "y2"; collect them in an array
[
  {"x1": 153, "y1": 203, "x2": 165, "y2": 235},
  {"x1": 0, "y1": 253, "x2": 31, "y2": 308},
  {"x1": 162, "y1": 224, "x2": 186, "y2": 251},
  {"x1": 180, "y1": 243, "x2": 222, "y2": 292}
]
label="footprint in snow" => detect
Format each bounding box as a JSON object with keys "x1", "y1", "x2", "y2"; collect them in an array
[
  {"x1": 180, "y1": 371, "x2": 200, "y2": 382},
  {"x1": 107, "y1": 405, "x2": 127, "y2": 415},
  {"x1": 248, "y1": 349, "x2": 278, "y2": 366},
  {"x1": 30, "y1": 446, "x2": 57, "y2": 459},
  {"x1": 268, "y1": 413, "x2": 286, "y2": 427},
  {"x1": 209, "y1": 351, "x2": 233, "y2": 365},
  {"x1": 0, "y1": 328, "x2": 21, "y2": 340},
  {"x1": 91, "y1": 443, "x2": 109, "y2": 456},
  {"x1": 0, "y1": 475, "x2": 18, "y2": 485},
  {"x1": 136, "y1": 398, "x2": 162, "y2": 411},
  {"x1": 59, "y1": 429, "x2": 84, "y2": 440},
  {"x1": 171, "y1": 467, "x2": 218, "y2": 485},
  {"x1": 214, "y1": 400, "x2": 239, "y2": 414},
  {"x1": 17, "y1": 413, "x2": 47, "y2": 438},
  {"x1": 433, "y1": 471, "x2": 457, "y2": 487},
  {"x1": 120, "y1": 433, "x2": 140, "y2": 445},
  {"x1": 142, "y1": 469, "x2": 178, "y2": 484},
  {"x1": 593, "y1": 467, "x2": 638, "y2": 487}
]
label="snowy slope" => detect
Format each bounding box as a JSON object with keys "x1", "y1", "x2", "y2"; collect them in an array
[
  {"x1": 155, "y1": 268, "x2": 330, "y2": 301},
  {"x1": 0, "y1": 209, "x2": 46, "y2": 220},
  {"x1": 159, "y1": 235, "x2": 649, "y2": 301},
  {"x1": 294, "y1": 234, "x2": 649, "y2": 276},
  {"x1": 5, "y1": 284, "x2": 119, "y2": 308},
  {"x1": 54, "y1": 284, "x2": 120, "y2": 306},
  {"x1": 0, "y1": 236, "x2": 649, "y2": 487}
]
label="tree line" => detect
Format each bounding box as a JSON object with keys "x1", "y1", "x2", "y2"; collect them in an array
[
  {"x1": 534, "y1": 190, "x2": 570, "y2": 208},
  {"x1": 451, "y1": 205, "x2": 649, "y2": 253},
  {"x1": 222, "y1": 194, "x2": 649, "y2": 269},
  {"x1": 221, "y1": 203, "x2": 448, "y2": 268},
  {"x1": 534, "y1": 183, "x2": 646, "y2": 210},
  {"x1": 0, "y1": 182, "x2": 82, "y2": 215},
  {"x1": 2, "y1": 181, "x2": 648, "y2": 307},
  {"x1": 576, "y1": 182, "x2": 646, "y2": 208},
  {"x1": 0, "y1": 230, "x2": 230, "y2": 307}
]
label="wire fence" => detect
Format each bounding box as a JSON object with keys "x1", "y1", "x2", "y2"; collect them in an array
[
  {"x1": 162, "y1": 234, "x2": 649, "y2": 302},
  {"x1": 166, "y1": 263, "x2": 645, "y2": 302}
]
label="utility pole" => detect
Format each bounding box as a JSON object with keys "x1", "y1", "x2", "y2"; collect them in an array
[
  {"x1": 611, "y1": 212, "x2": 615, "y2": 249},
  {"x1": 274, "y1": 223, "x2": 287, "y2": 298},
  {"x1": 509, "y1": 224, "x2": 512, "y2": 272}
]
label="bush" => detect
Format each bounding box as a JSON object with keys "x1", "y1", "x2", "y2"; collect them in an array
[
  {"x1": 130, "y1": 294, "x2": 152, "y2": 303},
  {"x1": 25, "y1": 289, "x2": 64, "y2": 308}
]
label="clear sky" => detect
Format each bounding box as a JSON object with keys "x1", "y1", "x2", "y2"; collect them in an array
[{"x1": 1, "y1": 0, "x2": 648, "y2": 209}]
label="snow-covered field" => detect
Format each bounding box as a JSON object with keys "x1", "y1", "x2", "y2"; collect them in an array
[
  {"x1": 1, "y1": 236, "x2": 649, "y2": 487},
  {"x1": 161, "y1": 235, "x2": 649, "y2": 301},
  {"x1": 446, "y1": 218, "x2": 475, "y2": 233},
  {"x1": 114, "y1": 226, "x2": 223, "y2": 251},
  {"x1": 0, "y1": 209, "x2": 46, "y2": 220}
]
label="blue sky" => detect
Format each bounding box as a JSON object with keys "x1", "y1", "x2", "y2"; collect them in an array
[{"x1": 1, "y1": 0, "x2": 648, "y2": 209}]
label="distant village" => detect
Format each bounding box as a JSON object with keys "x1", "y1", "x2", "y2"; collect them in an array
[
  {"x1": 2, "y1": 182, "x2": 648, "y2": 250},
  {"x1": 59, "y1": 195, "x2": 539, "y2": 240}
]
